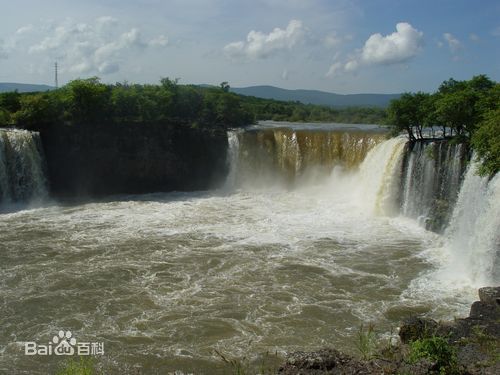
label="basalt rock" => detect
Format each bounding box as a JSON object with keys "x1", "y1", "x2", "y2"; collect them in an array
[{"x1": 39, "y1": 121, "x2": 228, "y2": 197}]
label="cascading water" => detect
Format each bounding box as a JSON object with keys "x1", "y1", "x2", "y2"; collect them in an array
[
  {"x1": 441, "y1": 161, "x2": 500, "y2": 287},
  {"x1": 356, "y1": 136, "x2": 407, "y2": 216},
  {"x1": 399, "y1": 141, "x2": 468, "y2": 232},
  {"x1": 226, "y1": 125, "x2": 386, "y2": 189},
  {"x1": 0, "y1": 128, "x2": 48, "y2": 206}
]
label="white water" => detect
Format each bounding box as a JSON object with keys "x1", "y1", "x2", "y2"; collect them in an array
[
  {"x1": 0, "y1": 126, "x2": 498, "y2": 373},
  {"x1": 400, "y1": 141, "x2": 467, "y2": 231},
  {"x1": 440, "y1": 161, "x2": 500, "y2": 287},
  {"x1": 0, "y1": 129, "x2": 48, "y2": 206}
]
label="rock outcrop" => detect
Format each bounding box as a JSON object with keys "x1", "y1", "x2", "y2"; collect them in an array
[{"x1": 39, "y1": 121, "x2": 228, "y2": 197}]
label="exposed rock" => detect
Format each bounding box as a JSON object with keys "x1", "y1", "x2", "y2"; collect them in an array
[
  {"x1": 39, "y1": 121, "x2": 228, "y2": 197},
  {"x1": 478, "y1": 287, "x2": 500, "y2": 305},
  {"x1": 399, "y1": 317, "x2": 439, "y2": 344}
]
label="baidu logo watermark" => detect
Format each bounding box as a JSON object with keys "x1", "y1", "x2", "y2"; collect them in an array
[{"x1": 25, "y1": 330, "x2": 104, "y2": 356}]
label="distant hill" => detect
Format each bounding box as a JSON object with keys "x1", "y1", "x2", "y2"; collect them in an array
[
  {"x1": 0, "y1": 82, "x2": 54, "y2": 93},
  {"x1": 230, "y1": 85, "x2": 400, "y2": 108}
]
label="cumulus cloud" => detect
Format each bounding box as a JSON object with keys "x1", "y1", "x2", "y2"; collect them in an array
[
  {"x1": 326, "y1": 22, "x2": 423, "y2": 77},
  {"x1": 360, "y1": 22, "x2": 423, "y2": 65},
  {"x1": 224, "y1": 19, "x2": 307, "y2": 59},
  {"x1": 27, "y1": 17, "x2": 167, "y2": 76},
  {"x1": 443, "y1": 33, "x2": 461, "y2": 53}
]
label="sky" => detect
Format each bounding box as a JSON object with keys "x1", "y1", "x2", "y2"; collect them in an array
[{"x1": 0, "y1": 0, "x2": 498, "y2": 94}]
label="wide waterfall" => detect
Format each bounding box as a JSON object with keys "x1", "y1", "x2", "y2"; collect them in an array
[
  {"x1": 0, "y1": 128, "x2": 48, "y2": 206},
  {"x1": 227, "y1": 125, "x2": 499, "y2": 289},
  {"x1": 226, "y1": 123, "x2": 386, "y2": 189}
]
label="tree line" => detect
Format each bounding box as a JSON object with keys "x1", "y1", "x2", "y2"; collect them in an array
[
  {"x1": 387, "y1": 75, "x2": 499, "y2": 176},
  {"x1": 0, "y1": 78, "x2": 387, "y2": 133},
  {"x1": 0, "y1": 78, "x2": 254, "y2": 131}
]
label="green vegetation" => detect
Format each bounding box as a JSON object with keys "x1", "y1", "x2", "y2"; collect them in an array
[
  {"x1": 0, "y1": 78, "x2": 255, "y2": 132},
  {"x1": 355, "y1": 323, "x2": 378, "y2": 360},
  {"x1": 0, "y1": 78, "x2": 388, "y2": 134},
  {"x1": 56, "y1": 357, "x2": 98, "y2": 375},
  {"x1": 387, "y1": 75, "x2": 499, "y2": 176},
  {"x1": 239, "y1": 94, "x2": 387, "y2": 124},
  {"x1": 407, "y1": 336, "x2": 458, "y2": 374}
]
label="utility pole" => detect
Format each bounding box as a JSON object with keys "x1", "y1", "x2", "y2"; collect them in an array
[{"x1": 54, "y1": 62, "x2": 58, "y2": 89}]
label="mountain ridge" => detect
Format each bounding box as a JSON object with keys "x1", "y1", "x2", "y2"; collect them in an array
[
  {"x1": 0, "y1": 82, "x2": 54, "y2": 93},
  {"x1": 230, "y1": 85, "x2": 401, "y2": 108},
  {"x1": 1, "y1": 82, "x2": 401, "y2": 108}
]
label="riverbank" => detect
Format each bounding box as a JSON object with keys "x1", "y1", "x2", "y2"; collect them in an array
[{"x1": 279, "y1": 287, "x2": 500, "y2": 374}]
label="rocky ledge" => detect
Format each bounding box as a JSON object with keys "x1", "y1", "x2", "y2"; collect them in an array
[{"x1": 279, "y1": 287, "x2": 500, "y2": 374}]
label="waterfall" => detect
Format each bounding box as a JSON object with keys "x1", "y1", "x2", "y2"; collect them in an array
[
  {"x1": 225, "y1": 127, "x2": 386, "y2": 189},
  {"x1": 355, "y1": 136, "x2": 407, "y2": 215},
  {"x1": 0, "y1": 129, "x2": 48, "y2": 206},
  {"x1": 399, "y1": 141, "x2": 468, "y2": 232},
  {"x1": 224, "y1": 130, "x2": 241, "y2": 190},
  {"x1": 442, "y1": 162, "x2": 500, "y2": 286}
]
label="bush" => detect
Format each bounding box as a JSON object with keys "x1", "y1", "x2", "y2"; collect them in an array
[{"x1": 408, "y1": 336, "x2": 457, "y2": 373}]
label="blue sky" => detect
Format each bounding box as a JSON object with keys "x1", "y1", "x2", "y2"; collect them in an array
[{"x1": 0, "y1": 0, "x2": 498, "y2": 93}]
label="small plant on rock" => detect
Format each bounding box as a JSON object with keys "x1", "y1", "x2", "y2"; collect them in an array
[{"x1": 407, "y1": 336, "x2": 457, "y2": 374}]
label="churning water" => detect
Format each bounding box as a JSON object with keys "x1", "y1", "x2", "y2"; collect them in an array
[{"x1": 0, "y1": 123, "x2": 497, "y2": 374}]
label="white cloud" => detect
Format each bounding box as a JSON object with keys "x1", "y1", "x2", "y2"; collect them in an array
[
  {"x1": 224, "y1": 19, "x2": 307, "y2": 59},
  {"x1": 443, "y1": 33, "x2": 461, "y2": 53},
  {"x1": 326, "y1": 22, "x2": 423, "y2": 77},
  {"x1": 27, "y1": 18, "x2": 167, "y2": 76},
  {"x1": 360, "y1": 22, "x2": 423, "y2": 65},
  {"x1": 344, "y1": 59, "x2": 359, "y2": 72},
  {"x1": 326, "y1": 61, "x2": 342, "y2": 77}
]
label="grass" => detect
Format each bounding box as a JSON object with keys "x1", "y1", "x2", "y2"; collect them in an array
[
  {"x1": 56, "y1": 357, "x2": 98, "y2": 375},
  {"x1": 355, "y1": 323, "x2": 378, "y2": 360}
]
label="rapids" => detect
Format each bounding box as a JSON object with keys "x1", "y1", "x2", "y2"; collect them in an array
[{"x1": 0, "y1": 123, "x2": 497, "y2": 374}]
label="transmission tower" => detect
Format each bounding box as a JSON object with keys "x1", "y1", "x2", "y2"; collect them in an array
[{"x1": 54, "y1": 62, "x2": 59, "y2": 89}]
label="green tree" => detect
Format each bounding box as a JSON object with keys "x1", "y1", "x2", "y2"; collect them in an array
[
  {"x1": 64, "y1": 77, "x2": 112, "y2": 123},
  {"x1": 471, "y1": 108, "x2": 500, "y2": 177},
  {"x1": 12, "y1": 94, "x2": 59, "y2": 131},
  {"x1": 387, "y1": 93, "x2": 426, "y2": 141},
  {"x1": 434, "y1": 75, "x2": 496, "y2": 139},
  {"x1": 0, "y1": 91, "x2": 21, "y2": 113}
]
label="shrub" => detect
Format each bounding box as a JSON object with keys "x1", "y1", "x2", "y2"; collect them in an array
[{"x1": 408, "y1": 336, "x2": 457, "y2": 373}]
